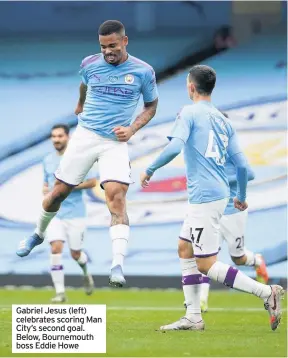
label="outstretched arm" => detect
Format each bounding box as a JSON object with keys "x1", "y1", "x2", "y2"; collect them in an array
[
  {"x1": 141, "y1": 138, "x2": 184, "y2": 188},
  {"x1": 226, "y1": 163, "x2": 255, "y2": 184},
  {"x1": 140, "y1": 105, "x2": 192, "y2": 187}
]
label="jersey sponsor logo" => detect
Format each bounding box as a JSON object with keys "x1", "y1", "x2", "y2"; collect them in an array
[
  {"x1": 125, "y1": 74, "x2": 134, "y2": 84},
  {"x1": 91, "y1": 86, "x2": 133, "y2": 98}
]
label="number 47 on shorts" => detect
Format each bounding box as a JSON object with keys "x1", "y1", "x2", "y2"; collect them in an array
[{"x1": 190, "y1": 228, "x2": 204, "y2": 243}]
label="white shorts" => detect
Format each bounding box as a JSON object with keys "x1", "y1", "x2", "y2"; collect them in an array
[
  {"x1": 179, "y1": 198, "x2": 228, "y2": 257},
  {"x1": 220, "y1": 210, "x2": 248, "y2": 258},
  {"x1": 46, "y1": 217, "x2": 86, "y2": 251},
  {"x1": 55, "y1": 125, "x2": 133, "y2": 188}
]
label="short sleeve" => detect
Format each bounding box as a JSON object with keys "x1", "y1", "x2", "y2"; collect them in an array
[
  {"x1": 79, "y1": 59, "x2": 88, "y2": 85},
  {"x1": 227, "y1": 124, "x2": 242, "y2": 158},
  {"x1": 142, "y1": 68, "x2": 158, "y2": 103},
  {"x1": 167, "y1": 106, "x2": 193, "y2": 144}
]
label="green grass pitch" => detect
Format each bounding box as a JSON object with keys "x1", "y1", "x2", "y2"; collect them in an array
[{"x1": 0, "y1": 288, "x2": 286, "y2": 357}]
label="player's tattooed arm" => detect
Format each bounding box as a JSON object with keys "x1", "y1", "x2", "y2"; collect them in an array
[
  {"x1": 130, "y1": 98, "x2": 158, "y2": 134},
  {"x1": 113, "y1": 98, "x2": 158, "y2": 142},
  {"x1": 79, "y1": 82, "x2": 87, "y2": 105},
  {"x1": 75, "y1": 82, "x2": 87, "y2": 115}
]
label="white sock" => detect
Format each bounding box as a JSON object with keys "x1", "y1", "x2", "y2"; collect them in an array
[
  {"x1": 110, "y1": 225, "x2": 129, "y2": 269},
  {"x1": 50, "y1": 253, "x2": 64, "y2": 294},
  {"x1": 180, "y1": 258, "x2": 202, "y2": 322},
  {"x1": 207, "y1": 261, "x2": 271, "y2": 299},
  {"x1": 35, "y1": 208, "x2": 57, "y2": 238},
  {"x1": 77, "y1": 251, "x2": 88, "y2": 275},
  {"x1": 200, "y1": 275, "x2": 210, "y2": 302}
]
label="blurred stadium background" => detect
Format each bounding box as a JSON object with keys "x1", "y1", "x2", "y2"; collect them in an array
[{"x1": 0, "y1": 0, "x2": 287, "y2": 290}]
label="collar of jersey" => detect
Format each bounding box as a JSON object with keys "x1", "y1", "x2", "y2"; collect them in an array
[{"x1": 101, "y1": 53, "x2": 130, "y2": 68}]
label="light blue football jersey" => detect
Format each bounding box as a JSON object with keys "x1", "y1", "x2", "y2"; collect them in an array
[
  {"x1": 78, "y1": 53, "x2": 158, "y2": 139},
  {"x1": 43, "y1": 152, "x2": 93, "y2": 219},
  {"x1": 168, "y1": 101, "x2": 242, "y2": 204}
]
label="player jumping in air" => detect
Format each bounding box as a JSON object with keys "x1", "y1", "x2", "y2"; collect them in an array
[
  {"x1": 198, "y1": 113, "x2": 268, "y2": 313},
  {"x1": 141, "y1": 65, "x2": 284, "y2": 331},
  {"x1": 17, "y1": 20, "x2": 158, "y2": 287},
  {"x1": 42, "y1": 125, "x2": 95, "y2": 302}
]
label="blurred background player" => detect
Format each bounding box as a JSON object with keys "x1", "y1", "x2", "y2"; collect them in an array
[
  {"x1": 16, "y1": 20, "x2": 158, "y2": 288},
  {"x1": 141, "y1": 65, "x2": 284, "y2": 332},
  {"x1": 43, "y1": 124, "x2": 96, "y2": 303},
  {"x1": 199, "y1": 112, "x2": 269, "y2": 313}
]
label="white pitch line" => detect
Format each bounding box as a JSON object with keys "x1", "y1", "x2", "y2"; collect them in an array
[
  {"x1": 108, "y1": 307, "x2": 288, "y2": 312},
  {"x1": 0, "y1": 306, "x2": 286, "y2": 312}
]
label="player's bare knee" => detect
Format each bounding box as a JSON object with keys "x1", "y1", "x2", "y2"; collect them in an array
[
  {"x1": 70, "y1": 250, "x2": 81, "y2": 260},
  {"x1": 106, "y1": 188, "x2": 125, "y2": 207},
  {"x1": 231, "y1": 255, "x2": 246, "y2": 265},
  {"x1": 196, "y1": 256, "x2": 217, "y2": 275},
  {"x1": 178, "y1": 239, "x2": 193, "y2": 259},
  {"x1": 109, "y1": 193, "x2": 126, "y2": 216},
  {"x1": 51, "y1": 181, "x2": 72, "y2": 204},
  {"x1": 112, "y1": 193, "x2": 125, "y2": 211},
  {"x1": 50, "y1": 241, "x2": 63, "y2": 254},
  {"x1": 52, "y1": 187, "x2": 70, "y2": 205},
  {"x1": 196, "y1": 261, "x2": 208, "y2": 275},
  {"x1": 105, "y1": 182, "x2": 128, "y2": 204},
  {"x1": 106, "y1": 187, "x2": 128, "y2": 225},
  {"x1": 43, "y1": 179, "x2": 73, "y2": 213}
]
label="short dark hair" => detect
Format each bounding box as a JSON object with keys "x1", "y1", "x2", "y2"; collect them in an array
[
  {"x1": 188, "y1": 65, "x2": 216, "y2": 95},
  {"x1": 98, "y1": 20, "x2": 125, "y2": 36},
  {"x1": 51, "y1": 124, "x2": 69, "y2": 135}
]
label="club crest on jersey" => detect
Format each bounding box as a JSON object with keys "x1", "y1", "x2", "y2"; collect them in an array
[
  {"x1": 125, "y1": 74, "x2": 134, "y2": 84},
  {"x1": 108, "y1": 75, "x2": 118, "y2": 83}
]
